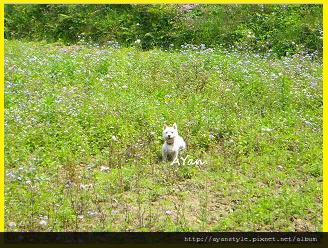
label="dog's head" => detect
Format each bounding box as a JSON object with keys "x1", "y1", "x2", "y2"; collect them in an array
[{"x1": 163, "y1": 123, "x2": 178, "y2": 144}]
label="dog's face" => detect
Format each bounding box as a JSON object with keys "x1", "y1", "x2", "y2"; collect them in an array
[{"x1": 163, "y1": 123, "x2": 178, "y2": 142}]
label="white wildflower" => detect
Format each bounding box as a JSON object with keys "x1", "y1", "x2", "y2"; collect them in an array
[
  {"x1": 87, "y1": 210, "x2": 97, "y2": 217},
  {"x1": 261, "y1": 127, "x2": 273, "y2": 132},
  {"x1": 100, "y1": 166, "x2": 110, "y2": 172},
  {"x1": 8, "y1": 222, "x2": 16, "y2": 228},
  {"x1": 39, "y1": 220, "x2": 48, "y2": 226},
  {"x1": 165, "y1": 210, "x2": 173, "y2": 215}
]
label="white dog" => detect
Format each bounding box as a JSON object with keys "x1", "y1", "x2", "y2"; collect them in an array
[{"x1": 162, "y1": 123, "x2": 186, "y2": 162}]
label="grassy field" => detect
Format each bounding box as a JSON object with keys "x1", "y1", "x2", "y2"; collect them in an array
[{"x1": 5, "y1": 40, "x2": 322, "y2": 231}]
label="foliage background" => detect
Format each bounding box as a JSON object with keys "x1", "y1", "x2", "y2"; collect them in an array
[{"x1": 4, "y1": 4, "x2": 323, "y2": 57}]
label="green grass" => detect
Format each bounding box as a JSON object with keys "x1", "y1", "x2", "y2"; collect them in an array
[{"x1": 5, "y1": 40, "x2": 322, "y2": 231}]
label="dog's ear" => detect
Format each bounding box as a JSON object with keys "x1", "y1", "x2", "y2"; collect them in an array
[
  {"x1": 163, "y1": 124, "x2": 168, "y2": 130},
  {"x1": 173, "y1": 123, "x2": 177, "y2": 129}
]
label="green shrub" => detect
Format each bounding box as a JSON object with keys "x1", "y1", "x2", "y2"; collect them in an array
[{"x1": 4, "y1": 4, "x2": 323, "y2": 56}]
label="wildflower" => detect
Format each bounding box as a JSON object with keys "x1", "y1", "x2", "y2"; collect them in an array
[
  {"x1": 310, "y1": 82, "x2": 317, "y2": 88},
  {"x1": 100, "y1": 166, "x2": 110, "y2": 172},
  {"x1": 8, "y1": 222, "x2": 16, "y2": 228},
  {"x1": 87, "y1": 210, "x2": 97, "y2": 217},
  {"x1": 165, "y1": 210, "x2": 173, "y2": 215},
  {"x1": 200, "y1": 44, "x2": 206, "y2": 50},
  {"x1": 39, "y1": 220, "x2": 48, "y2": 226},
  {"x1": 304, "y1": 121, "x2": 313, "y2": 126},
  {"x1": 80, "y1": 183, "x2": 93, "y2": 190},
  {"x1": 261, "y1": 127, "x2": 273, "y2": 132},
  {"x1": 6, "y1": 172, "x2": 16, "y2": 179},
  {"x1": 77, "y1": 215, "x2": 84, "y2": 220},
  {"x1": 111, "y1": 210, "x2": 119, "y2": 215}
]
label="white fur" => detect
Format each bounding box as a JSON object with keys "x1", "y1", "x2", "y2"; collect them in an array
[{"x1": 162, "y1": 123, "x2": 186, "y2": 162}]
